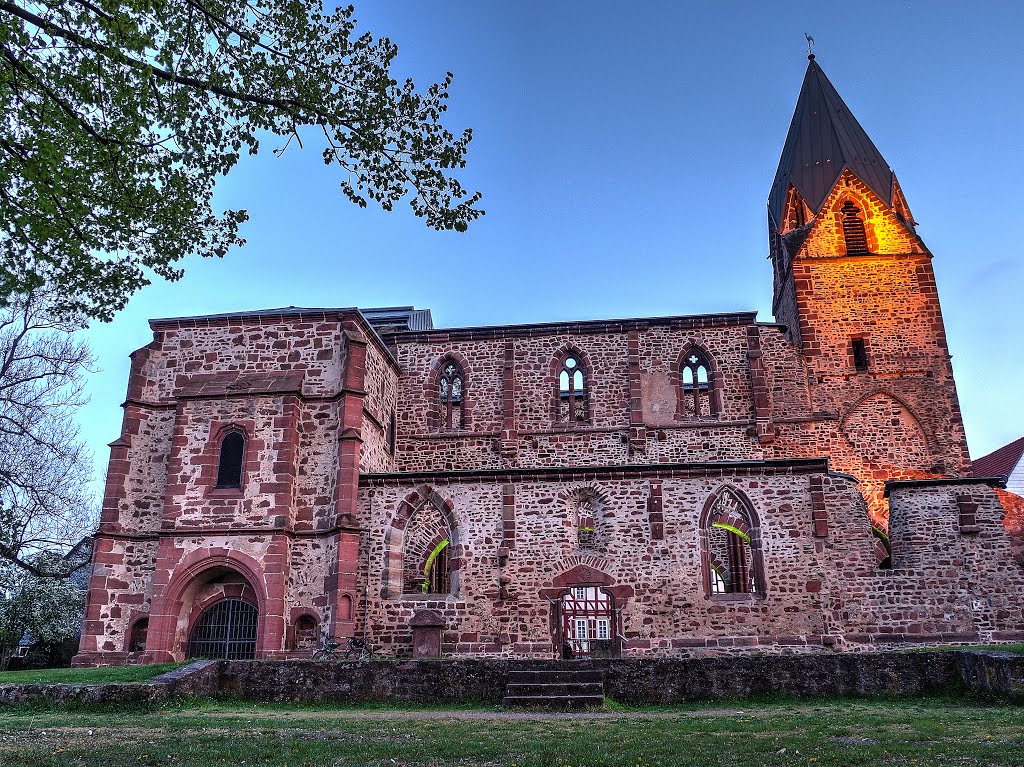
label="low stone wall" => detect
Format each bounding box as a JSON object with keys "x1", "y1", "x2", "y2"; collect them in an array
[
  {"x1": 3, "y1": 652, "x2": 1022, "y2": 707},
  {"x1": 219, "y1": 659, "x2": 511, "y2": 703},
  {"x1": 957, "y1": 651, "x2": 1024, "y2": 700},
  {"x1": 603, "y1": 652, "x2": 959, "y2": 703},
  {"x1": 0, "y1": 660, "x2": 219, "y2": 707},
  {"x1": 221, "y1": 652, "x2": 967, "y2": 704}
]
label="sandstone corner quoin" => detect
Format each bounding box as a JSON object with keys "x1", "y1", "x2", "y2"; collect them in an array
[{"x1": 73, "y1": 56, "x2": 1024, "y2": 667}]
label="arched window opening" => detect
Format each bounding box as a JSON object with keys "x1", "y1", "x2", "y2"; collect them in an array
[
  {"x1": 423, "y1": 540, "x2": 450, "y2": 594},
  {"x1": 293, "y1": 614, "x2": 319, "y2": 651},
  {"x1": 681, "y1": 349, "x2": 715, "y2": 418},
  {"x1": 840, "y1": 200, "x2": 869, "y2": 254},
  {"x1": 557, "y1": 354, "x2": 588, "y2": 424},
  {"x1": 216, "y1": 431, "x2": 245, "y2": 489},
  {"x1": 402, "y1": 500, "x2": 455, "y2": 595},
  {"x1": 128, "y1": 617, "x2": 148, "y2": 653},
  {"x1": 438, "y1": 360, "x2": 464, "y2": 430},
  {"x1": 709, "y1": 565, "x2": 727, "y2": 595},
  {"x1": 187, "y1": 598, "x2": 258, "y2": 660},
  {"x1": 704, "y1": 489, "x2": 762, "y2": 596}
]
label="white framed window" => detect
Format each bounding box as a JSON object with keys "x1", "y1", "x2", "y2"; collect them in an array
[
  {"x1": 575, "y1": 618, "x2": 588, "y2": 640},
  {"x1": 596, "y1": 618, "x2": 609, "y2": 640}
]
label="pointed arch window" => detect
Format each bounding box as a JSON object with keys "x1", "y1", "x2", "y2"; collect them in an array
[
  {"x1": 216, "y1": 430, "x2": 245, "y2": 489},
  {"x1": 703, "y1": 488, "x2": 764, "y2": 597},
  {"x1": 438, "y1": 360, "x2": 464, "y2": 430},
  {"x1": 401, "y1": 499, "x2": 456, "y2": 596},
  {"x1": 840, "y1": 200, "x2": 869, "y2": 254},
  {"x1": 680, "y1": 349, "x2": 716, "y2": 418},
  {"x1": 557, "y1": 354, "x2": 588, "y2": 424}
]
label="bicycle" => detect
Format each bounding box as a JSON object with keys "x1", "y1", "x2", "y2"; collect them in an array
[{"x1": 312, "y1": 635, "x2": 372, "y2": 662}]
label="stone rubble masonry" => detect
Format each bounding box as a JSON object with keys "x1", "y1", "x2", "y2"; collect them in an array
[
  {"x1": 14, "y1": 652, "x2": 1024, "y2": 707},
  {"x1": 73, "y1": 161, "x2": 1024, "y2": 666}
]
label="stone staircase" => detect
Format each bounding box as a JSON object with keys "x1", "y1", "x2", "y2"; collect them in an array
[{"x1": 502, "y1": 663, "x2": 605, "y2": 709}]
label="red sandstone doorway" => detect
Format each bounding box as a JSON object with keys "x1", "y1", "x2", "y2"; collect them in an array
[{"x1": 560, "y1": 586, "x2": 614, "y2": 657}]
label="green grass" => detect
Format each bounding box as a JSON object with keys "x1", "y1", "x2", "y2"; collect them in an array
[
  {"x1": 0, "y1": 662, "x2": 184, "y2": 685},
  {"x1": 0, "y1": 696, "x2": 1021, "y2": 766},
  {"x1": 911, "y1": 644, "x2": 1024, "y2": 655}
]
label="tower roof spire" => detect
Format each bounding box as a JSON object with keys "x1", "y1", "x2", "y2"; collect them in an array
[{"x1": 768, "y1": 57, "x2": 894, "y2": 229}]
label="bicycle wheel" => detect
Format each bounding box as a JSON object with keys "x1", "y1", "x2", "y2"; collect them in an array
[
  {"x1": 312, "y1": 649, "x2": 331, "y2": 662},
  {"x1": 359, "y1": 645, "x2": 372, "y2": 661}
]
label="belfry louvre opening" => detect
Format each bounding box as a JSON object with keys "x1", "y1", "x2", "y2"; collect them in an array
[{"x1": 187, "y1": 598, "x2": 258, "y2": 660}]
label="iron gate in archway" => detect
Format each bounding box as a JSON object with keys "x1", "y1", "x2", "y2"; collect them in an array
[{"x1": 187, "y1": 598, "x2": 258, "y2": 660}]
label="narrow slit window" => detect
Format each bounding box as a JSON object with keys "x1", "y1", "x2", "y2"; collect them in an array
[
  {"x1": 840, "y1": 200, "x2": 869, "y2": 254},
  {"x1": 852, "y1": 338, "x2": 869, "y2": 372},
  {"x1": 216, "y1": 431, "x2": 245, "y2": 489}
]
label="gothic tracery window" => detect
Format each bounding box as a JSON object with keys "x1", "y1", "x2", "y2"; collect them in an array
[
  {"x1": 704, "y1": 488, "x2": 762, "y2": 596},
  {"x1": 402, "y1": 500, "x2": 455, "y2": 595},
  {"x1": 680, "y1": 349, "x2": 715, "y2": 418},
  {"x1": 438, "y1": 360, "x2": 464, "y2": 430},
  {"x1": 557, "y1": 354, "x2": 588, "y2": 424}
]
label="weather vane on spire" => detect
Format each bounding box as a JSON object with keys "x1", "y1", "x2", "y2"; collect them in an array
[{"x1": 804, "y1": 33, "x2": 815, "y2": 59}]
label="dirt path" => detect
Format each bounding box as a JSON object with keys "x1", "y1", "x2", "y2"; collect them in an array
[{"x1": 195, "y1": 705, "x2": 823, "y2": 722}]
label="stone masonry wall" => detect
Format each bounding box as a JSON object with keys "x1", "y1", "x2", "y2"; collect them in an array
[
  {"x1": 358, "y1": 466, "x2": 881, "y2": 658},
  {"x1": 359, "y1": 339, "x2": 399, "y2": 474},
  {"x1": 392, "y1": 317, "x2": 776, "y2": 473},
  {"x1": 843, "y1": 482, "x2": 1024, "y2": 646}
]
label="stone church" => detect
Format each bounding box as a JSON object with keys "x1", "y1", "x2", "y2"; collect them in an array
[{"x1": 74, "y1": 56, "x2": 1024, "y2": 665}]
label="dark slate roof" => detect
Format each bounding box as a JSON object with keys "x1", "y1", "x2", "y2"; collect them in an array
[
  {"x1": 768, "y1": 56, "x2": 894, "y2": 229},
  {"x1": 972, "y1": 436, "x2": 1024, "y2": 480}
]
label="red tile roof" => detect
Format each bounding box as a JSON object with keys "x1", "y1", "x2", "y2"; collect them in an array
[{"x1": 973, "y1": 436, "x2": 1024, "y2": 479}]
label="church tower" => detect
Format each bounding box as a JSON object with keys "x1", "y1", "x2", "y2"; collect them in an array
[{"x1": 768, "y1": 55, "x2": 971, "y2": 518}]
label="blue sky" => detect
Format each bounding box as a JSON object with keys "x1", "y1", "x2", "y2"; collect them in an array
[{"x1": 77, "y1": 1, "x2": 1024, "y2": 495}]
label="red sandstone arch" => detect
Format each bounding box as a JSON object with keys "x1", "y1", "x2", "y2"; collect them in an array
[
  {"x1": 539, "y1": 559, "x2": 633, "y2": 658},
  {"x1": 287, "y1": 607, "x2": 323, "y2": 652},
  {"x1": 674, "y1": 340, "x2": 724, "y2": 419},
  {"x1": 382, "y1": 486, "x2": 461, "y2": 598},
  {"x1": 144, "y1": 548, "x2": 279, "y2": 663}
]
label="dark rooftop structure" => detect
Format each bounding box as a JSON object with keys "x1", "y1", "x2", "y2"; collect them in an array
[
  {"x1": 359, "y1": 306, "x2": 434, "y2": 333},
  {"x1": 150, "y1": 305, "x2": 434, "y2": 334},
  {"x1": 768, "y1": 56, "x2": 896, "y2": 229},
  {"x1": 973, "y1": 436, "x2": 1024, "y2": 481}
]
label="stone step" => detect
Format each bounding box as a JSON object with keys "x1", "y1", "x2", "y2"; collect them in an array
[
  {"x1": 502, "y1": 694, "x2": 605, "y2": 709},
  {"x1": 507, "y1": 670, "x2": 604, "y2": 684},
  {"x1": 505, "y1": 681, "x2": 605, "y2": 697}
]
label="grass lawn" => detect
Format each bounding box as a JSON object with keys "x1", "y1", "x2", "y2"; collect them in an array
[
  {"x1": 0, "y1": 662, "x2": 184, "y2": 685},
  {"x1": 0, "y1": 696, "x2": 1021, "y2": 766}
]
